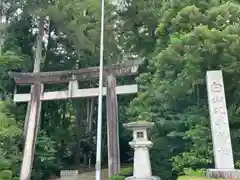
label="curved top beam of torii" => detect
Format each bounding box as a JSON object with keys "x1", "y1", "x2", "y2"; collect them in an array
[{"x1": 9, "y1": 59, "x2": 144, "y2": 85}]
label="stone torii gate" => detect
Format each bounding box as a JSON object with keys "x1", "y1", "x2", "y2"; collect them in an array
[{"x1": 9, "y1": 60, "x2": 142, "y2": 180}]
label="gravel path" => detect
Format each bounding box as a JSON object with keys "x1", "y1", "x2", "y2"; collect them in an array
[
  {"x1": 78, "y1": 169, "x2": 108, "y2": 180},
  {"x1": 54, "y1": 169, "x2": 109, "y2": 180}
]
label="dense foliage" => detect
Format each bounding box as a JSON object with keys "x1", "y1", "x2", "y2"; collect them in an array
[
  {"x1": 1, "y1": 0, "x2": 240, "y2": 180},
  {"x1": 126, "y1": 0, "x2": 240, "y2": 179}
]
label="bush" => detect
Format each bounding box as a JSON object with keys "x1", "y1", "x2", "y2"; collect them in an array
[
  {"x1": 109, "y1": 175, "x2": 125, "y2": 180},
  {"x1": 183, "y1": 168, "x2": 205, "y2": 177},
  {"x1": 12, "y1": 177, "x2": 19, "y2": 180},
  {"x1": 0, "y1": 170, "x2": 13, "y2": 179},
  {"x1": 118, "y1": 167, "x2": 133, "y2": 176},
  {"x1": 0, "y1": 160, "x2": 11, "y2": 171}
]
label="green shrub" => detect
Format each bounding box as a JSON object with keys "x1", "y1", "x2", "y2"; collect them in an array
[
  {"x1": 0, "y1": 170, "x2": 13, "y2": 179},
  {"x1": 109, "y1": 175, "x2": 125, "y2": 180},
  {"x1": 119, "y1": 167, "x2": 133, "y2": 176},
  {"x1": 0, "y1": 159, "x2": 11, "y2": 171},
  {"x1": 109, "y1": 166, "x2": 132, "y2": 180},
  {"x1": 12, "y1": 177, "x2": 19, "y2": 180},
  {"x1": 183, "y1": 168, "x2": 205, "y2": 177}
]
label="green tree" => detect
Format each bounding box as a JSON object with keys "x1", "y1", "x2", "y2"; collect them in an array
[
  {"x1": 126, "y1": 0, "x2": 240, "y2": 179},
  {"x1": 0, "y1": 101, "x2": 21, "y2": 179}
]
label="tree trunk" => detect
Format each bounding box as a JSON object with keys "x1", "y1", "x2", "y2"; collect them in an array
[
  {"x1": 0, "y1": 0, "x2": 4, "y2": 100},
  {"x1": 43, "y1": 19, "x2": 53, "y2": 70},
  {"x1": 84, "y1": 98, "x2": 90, "y2": 165},
  {"x1": 33, "y1": 16, "x2": 44, "y2": 72},
  {"x1": 86, "y1": 97, "x2": 94, "y2": 133},
  {"x1": 85, "y1": 97, "x2": 94, "y2": 167},
  {"x1": 73, "y1": 100, "x2": 82, "y2": 165},
  {"x1": 0, "y1": 0, "x2": 4, "y2": 57},
  {"x1": 23, "y1": 15, "x2": 45, "y2": 142},
  {"x1": 88, "y1": 98, "x2": 94, "y2": 133}
]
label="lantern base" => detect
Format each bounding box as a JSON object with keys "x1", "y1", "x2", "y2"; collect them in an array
[{"x1": 125, "y1": 176, "x2": 160, "y2": 180}]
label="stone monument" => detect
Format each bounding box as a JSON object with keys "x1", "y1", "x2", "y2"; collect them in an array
[
  {"x1": 124, "y1": 121, "x2": 160, "y2": 180},
  {"x1": 206, "y1": 70, "x2": 240, "y2": 178}
]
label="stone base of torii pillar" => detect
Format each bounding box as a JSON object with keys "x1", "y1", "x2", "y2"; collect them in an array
[{"x1": 124, "y1": 121, "x2": 160, "y2": 180}]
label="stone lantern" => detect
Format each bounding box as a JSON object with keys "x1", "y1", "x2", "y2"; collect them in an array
[{"x1": 124, "y1": 121, "x2": 160, "y2": 180}]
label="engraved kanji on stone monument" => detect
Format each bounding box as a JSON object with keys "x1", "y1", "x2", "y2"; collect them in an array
[{"x1": 206, "y1": 70, "x2": 234, "y2": 169}]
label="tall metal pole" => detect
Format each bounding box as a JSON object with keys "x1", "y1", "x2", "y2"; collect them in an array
[{"x1": 95, "y1": 0, "x2": 105, "y2": 179}]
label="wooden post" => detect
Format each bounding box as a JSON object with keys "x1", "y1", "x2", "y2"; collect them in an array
[
  {"x1": 20, "y1": 82, "x2": 43, "y2": 180},
  {"x1": 107, "y1": 74, "x2": 120, "y2": 176}
]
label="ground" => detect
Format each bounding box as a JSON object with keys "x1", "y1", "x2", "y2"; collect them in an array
[
  {"x1": 77, "y1": 169, "x2": 109, "y2": 180},
  {"x1": 56, "y1": 169, "x2": 235, "y2": 180},
  {"x1": 55, "y1": 169, "x2": 109, "y2": 180},
  {"x1": 178, "y1": 176, "x2": 233, "y2": 180}
]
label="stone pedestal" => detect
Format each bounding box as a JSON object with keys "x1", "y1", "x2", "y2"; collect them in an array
[
  {"x1": 124, "y1": 121, "x2": 160, "y2": 180},
  {"x1": 206, "y1": 169, "x2": 240, "y2": 179}
]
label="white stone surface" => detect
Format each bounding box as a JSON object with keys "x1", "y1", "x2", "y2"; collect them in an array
[
  {"x1": 206, "y1": 70, "x2": 234, "y2": 169},
  {"x1": 124, "y1": 121, "x2": 160, "y2": 180},
  {"x1": 206, "y1": 169, "x2": 240, "y2": 179},
  {"x1": 132, "y1": 142, "x2": 152, "y2": 178}
]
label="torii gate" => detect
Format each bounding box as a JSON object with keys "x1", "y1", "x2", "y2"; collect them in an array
[{"x1": 9, "y1": 60, "x2": 143, "y2": 180}]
